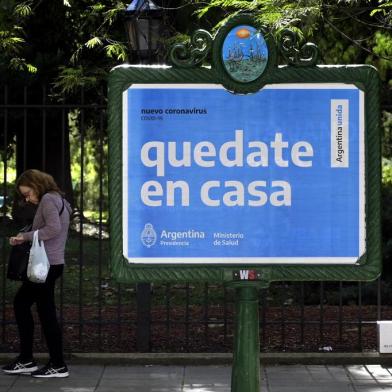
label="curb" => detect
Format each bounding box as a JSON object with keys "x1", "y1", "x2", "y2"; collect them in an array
[
  {"x1": 69, "y1": 352, "x2": 392, "y2": 366},
  {"x1": 2, "y1": 352, "x2": 392, "y2": 366}
]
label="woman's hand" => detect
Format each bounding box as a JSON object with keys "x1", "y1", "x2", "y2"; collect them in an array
[{"x1": 9, "y1": 234, "x2": 25, "y2": 246}]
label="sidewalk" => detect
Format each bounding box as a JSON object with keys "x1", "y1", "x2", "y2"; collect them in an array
[{"x1": 2, "y1": 363, "x2": 392, "y2": 391}]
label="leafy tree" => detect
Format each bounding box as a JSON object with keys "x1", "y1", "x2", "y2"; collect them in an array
[
  {"x1": 193, "y1": 0, "x2": 392, "y2": 170},
  {"x1": 0, "y1": 1, "x2": 129, "y2": 204},
  {"x1": 0, "y1": 1, "x2": 182, "y2": 206},
  {"x1": 1, "y1": 0, "x2": 391, "y2": 206}
]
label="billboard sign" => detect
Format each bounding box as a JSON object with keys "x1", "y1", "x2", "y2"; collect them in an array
[
  {"x1": 123, "y1": 83, "x2": 365, "y2": 265},
  {"x1": 108, "y1": 13, "x2": 380, "y2": 284}
]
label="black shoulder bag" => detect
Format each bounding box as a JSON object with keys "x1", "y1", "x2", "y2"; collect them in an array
[
  {"x1": 6, "y1": 224, "x2": 32, "y2": 281},
  {"x1": 7, "y1": 198, "x2": 65, "y2": 281}
]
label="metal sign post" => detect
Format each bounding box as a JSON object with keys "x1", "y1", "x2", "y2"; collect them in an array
[
  {"x1": 108, "y1": 14, "x2": 381, "y2": 392},
  {"x1": 230, "y1": 283, "x2": 263, "y2": 392}
]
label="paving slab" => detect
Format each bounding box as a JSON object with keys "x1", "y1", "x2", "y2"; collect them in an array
[
  {"x1": 366, "y1": 364, "x2": 392, "y2": 379},
  {"x1": 2, "y1": 363, "x2": 392, "y2": 391},
  {"x1": 346, "y1": 365, "x2": 374, "y2": 380},
  {"x1": 325, "y1": 365, "x2": 351, "y2": 381},
  {"x1": 184, "y1": 365, "x2": 231, "y2": 384}
]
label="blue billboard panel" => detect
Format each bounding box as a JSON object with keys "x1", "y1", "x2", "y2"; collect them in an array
[{"x1": 123, "y1": 84, "x2": 365, "y2": 264}]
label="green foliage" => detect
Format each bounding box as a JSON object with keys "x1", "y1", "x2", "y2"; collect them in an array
[
  {"x1": 0, "y1": 0, "x2": 391, "y2": 90},
  {"x1": 370, "y1": 0, "x2": 392, "y2": 17},
  {"x1": 65, "y1": 1, "x2": 126, "y2": 66},
  {"x1": 383, "y1": 157, "x2": 392, "y2": 185},
  {"x1": 371, "y1": 31, "x2": 392, "y2": 80},
  {"x1": 0, "y1": 154, "x2": 17, "y2": 213},
  {"x1": 0, "y1": 153, "x2": 16, "y2": 183},
  {"x1": 104, "y1": 42, "x2": 127, "y2": 61},
  {"x1": 195, "y1": 0, "x2": 392, "y2": 69},
  {"x1": 8, "y1": 57, "x2": 37, "y2": 73},
  {"x1": 69, "y1": 110, "x2": 109, "y2": 215},
  {"x1": 85, "y1": 36, "x2": 103, "y2": 49},
  {"x1": 0, "y1": 30, "x2": 24, "y2": 51},
  {"x1": 195, "y1": 0, "x2": 323, "y2": 34},
  {"x1": 0, "y1": 1, "x2": 36, "y2": 74},
  {"x1": 382, "y1": 110, "x2": 392, "y2": 158},
  {"x1": 53, "y1": 66, "x2": 107, "y2": 95},
  {"x1": 0, "y1": 1, "x2": 127, "y2": 89},
  {"x1": 62, "y1": 1, "x2": 128, "y2": 91},
  {"x1": 14, "y1": 1, "x2": 33, "y2": 18}
]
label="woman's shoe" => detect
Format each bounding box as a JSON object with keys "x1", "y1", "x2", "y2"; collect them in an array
[
  {"x1": 2, "y1": 357, "x2": 38, "y2": 374},
  {"x1": 31, "y1": 362, "x2": 69, "y2": 378}
]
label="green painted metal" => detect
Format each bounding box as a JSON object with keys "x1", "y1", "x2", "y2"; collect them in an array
[
  {"x1": 108, "y1": 14, "x2": 381, "y2": 286},
  {"x1": 108, "y1": 13, "x2": 381, "y2": 392},
  {"x1": 169, "y1": 29, "x2": 213, "y2": 68},
  {"x1": 278, "y1": 29, "x2": 319, "y2": 67},
  {"x1": 230, "y1": 285, "x2": 261, "y2": 392}
]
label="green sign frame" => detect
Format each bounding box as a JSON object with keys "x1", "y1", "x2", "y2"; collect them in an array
[{"x1": 108, "y1": 14, "x2": 381, "y2": 287}]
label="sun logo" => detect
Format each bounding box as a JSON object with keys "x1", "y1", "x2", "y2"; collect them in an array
[{"x1": 236, "y1": 28, "x2": 250, "y2": 39}]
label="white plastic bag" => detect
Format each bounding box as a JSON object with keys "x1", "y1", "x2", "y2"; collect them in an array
[{"x1": 27, "y1": 231, "x2": 50, "y2": 283}]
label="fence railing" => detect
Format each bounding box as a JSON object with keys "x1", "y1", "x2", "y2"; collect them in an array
[{"x1": 0, "y1": 84, "x2": 389, "y2": 354}]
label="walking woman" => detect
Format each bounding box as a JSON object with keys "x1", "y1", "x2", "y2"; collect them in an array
[{"x1": 2, "y1": 169, "x2": 71, "y2": 378}]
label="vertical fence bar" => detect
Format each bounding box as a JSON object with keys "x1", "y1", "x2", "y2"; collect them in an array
[
  {"x1": 280, "y1": 284, "x2": 286, "y2": 348},
  {"x1": 78, "y1": 88, "x2": 85, "y2": 345},
  {"x1": 42, "y1": 86, "x2": 46, "y2": 171},
  {"x1": 136, "y1": 283, "x2": 151, "y2": 351},
  {"x1": 377, "y1": 276, "x2": 381, "y2": 320},
  {"x1": 165, "y1": 283, "x2": 171, "y2": 349},
  {"x1": 339, "y1": 281, "x2": 343, "y2": 344},
  {"x1": 377, "y1": 277, "x2": 382, "y2": 320},
  {"x1": 1, "y1": 85, "x2": 8, "y2": 344},
  {"x1": 97, "y1": 102, "x2": 104, "y2": 351},
  {"x1": 358, "y1": 282, "x2": 362, "y2": 350},
  {"x1": 320, "y1": 282, "x2": 324, "y2": 348},
  {"x1": 300, "y1": 283, "x2": 305, "y2": 344},
  {"x1": 223, "y1": 286, "x2": 228, "y2": 346},
  {"x1": 260, "y1": 288, "x2": 266, "y2": 350},
  {"x1": 265, "y1": 286, "x2": 271, "y2": 350},
  {"x1": 38, "y1": 85, "x2": 47, "y2": 346},
  {"x1": 185, "y1": 283, "x2": 190, "y2": 352},
  {"x1": 117, "y1": 283, "x2": 123, "y2": 348},
  {"x1": 203, "y1": 283, "x2": 209, "y2": 346},
  {"x1": 23, "y1": 86, "x2": 27, "y2": 171},
  {"x1": 59, "y1": 105, "x2": 66, "y2": 338},
  {"x1": 60, "y1": 107, "x2": 66, "y2": 189}
]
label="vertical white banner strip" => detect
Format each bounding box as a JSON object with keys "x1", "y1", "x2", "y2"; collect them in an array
[{"x1": 331, "y1": 99, "x2": 349, "y2": 167}]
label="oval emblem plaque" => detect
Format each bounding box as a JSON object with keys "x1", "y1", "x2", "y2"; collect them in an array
[{"x1": 222, "y1": 25, "x2": 268, "y2": 83}]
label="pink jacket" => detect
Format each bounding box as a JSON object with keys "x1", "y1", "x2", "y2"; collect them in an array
[{"x1": 22, "y1": 192, "x2": 71, "y2": 265}]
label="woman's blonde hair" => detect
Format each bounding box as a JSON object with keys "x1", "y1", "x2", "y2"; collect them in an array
[{"x1": 16, "y1": 169, "x2": 63, "y2": 200}]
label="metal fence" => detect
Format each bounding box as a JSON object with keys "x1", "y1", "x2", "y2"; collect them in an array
[{"x1": 0, "y1": 84, "x2": 389, "y2": 354}]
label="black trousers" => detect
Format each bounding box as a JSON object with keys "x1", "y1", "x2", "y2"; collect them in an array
[{"x1": 14, "y1": 264, "x2": 64, "y2": 366}]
